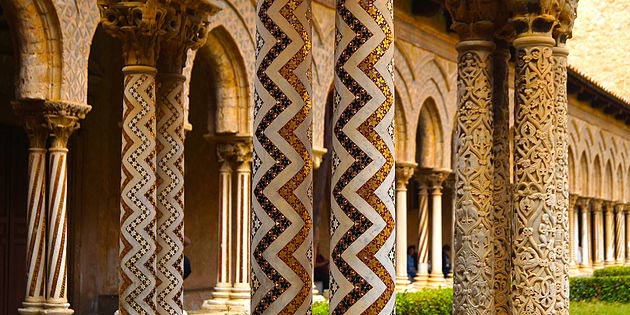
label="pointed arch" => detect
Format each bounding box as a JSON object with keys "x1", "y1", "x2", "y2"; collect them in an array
[
  {"x1": 579, "y1": 152, "x2": 589, "y2": 196},
  {"x1": 568, "y1": 145, "x2": 576, "y2": 193},
  {"x1": 605, "y1": 161, "x2": 614, "y2": 200},
  {"x1": 616, "y1": 164, "x2": 624, "y2": 201},
  {"x1": 415, "y1": 97, "x2": 444, "y2": 168},
  {"x1": 593, "y1": 155, "x2": 602, "y2": 198}
]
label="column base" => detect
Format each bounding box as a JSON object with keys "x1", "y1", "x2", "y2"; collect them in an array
[
  {"x1": 427, "y1": 273, "x2": 445, "y2": 288},
  {"x1": 616, "y1": 259, "x2": 625, "y2": 266},
  {"x1": 412, "y1": 273, "x2": 428, "y2": 290},
  {"x1": 592, "y1": 261, "x2": 605, "y2": 269},
  {"x1": 625, "y1": 260, "x2": 630, "y2": 266},
  {"x1": 579, "y1": 264, "x2": 593, "y2": 275},
  {"x1": 226, "y1": 283, "x2": 250, "y2": 314},
  {"x1": 395, "y1": 276, "x2": 411, "y2": 292},
  {"x1": 312, "y1": 283, "x2": 327, "y2": 303},
  {"x1": 605, "y1": 260, "x2": 616, "y2": 266},
  {"x1": 569, "y1": 262, "x2": 581, "y2": 276},
  {"x1": 201, "y1": 284, "x2": 232, "y2": 313},
  {"x1": 42, "y1": 302, "x2": 73, "y2": 315}
]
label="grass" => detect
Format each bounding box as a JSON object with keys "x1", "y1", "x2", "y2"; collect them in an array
[{"x1": 570, "y1": 301, "x2": 630, "y2": 315}]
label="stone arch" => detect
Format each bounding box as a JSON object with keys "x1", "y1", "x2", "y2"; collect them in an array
[
  {"x1": 395, "y1": 92, "x2": 408, "y2": 161},
  {"x1": 568, "y1": 145, "x2": 576, "y2": 193},
  {"x1": 593, "y1": 155, "x2": 602, "y2": 198},
  {"x1": 605, "y1": 160, "x2": 614, "y2": 200},
  {"x1": 616, "y1": 163, "x2": 624, "y2": 202},
  {"x1": 415, "y1": 97, "x2": 443, "y2": 168},
  {"x1": 579, "y1": 152, "x2": 589, "y2": 196},
  {"x1": 196, "y1": 26, "x2": 250, "y2": 135}
]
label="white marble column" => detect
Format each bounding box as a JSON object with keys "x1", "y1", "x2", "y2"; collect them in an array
[
  {"x1": 605, "y1": 201, "x2": 616, "y2": 266},
  {"x1": 616, "y1": 203, "x2": 626, "y2": 265},
  {"x1": 592, "y1": 199, "x2": 605, "y2": 269},
  {"x1": 395, "y1": 162, "x2": 416, "y2": 292},
  {"x1": 578, "y1": 197, "x2": 592, "y2": 272},
  {"x1": 625, "y1": 205, "x2": 630, "y2": 265},
  {"x1": 413, "y1": 175, "x2": 430, "y2": 289},
  {"x1": 427, "y1": 171, "x2": 448, "y2": 287},
  {"x1": 569, "y1": 195, "x2": 579, "y2": 275}
]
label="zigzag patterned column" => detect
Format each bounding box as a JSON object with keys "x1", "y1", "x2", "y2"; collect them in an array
[
  {"x1": 413, "y1": 174, "x2": 430, "y2": 289},
  {"x1": 14, "y1": 106, "x2": 48, "y2": 315},
  {"x1": 615, "y1": 203, "x2": 625, "y2": 265},
  {"x1": 329, "y1": 0, "x2": 395, "y2": 312},
  {"x1": 251, "y1": 0, "x2": 313, "y2": 313}
]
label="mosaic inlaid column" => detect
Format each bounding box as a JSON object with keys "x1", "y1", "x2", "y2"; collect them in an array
[
  {"x1": 510, "y1": 8, "x2": 562, "y2": 314},
  {"x1": 569, "y1": 195, "x2": 579, "y2": 274},
  {"x1": 578, "y1": 197, "x2": 592, "y2": 272},
  {"x1": 427, "y1": 172, "x2": 448, "y2": 288},
  {"x1": 395, "y1": 162, "x2": 416, "y2": 291},
  {"x1": 229, "y1": 142, "x2": 253, "y2": 312},
  {"x1": 329, "y1": 0, "x2": 395, "y2": 313},
  {"x1": 251, "y1": 0, "x2": 313, "y2": 313},
  {"x1": 605, "y1": 201, "x2": 615, "y2": 266},
  {"x1": 492, "y1": 40, "x2": 512, "y2": 315},
  {"x1": 413, "y1": 175, "x2": 430, "y2": 289},
  {"x1": 592, "y1": 199, "x2": 604, "y2": 268},
  {"x1": 615, "y1": 203, "x2": 626, "y2": 265},
  {"x1": 14, "y1": 105, "x2": 48, "y2": 315},
  {"x1": 99, "y1": 3, "x2": 167, "y2": 313},
  {"x1": 444, "y1": 3, "x2": 497, "y2": 309}
]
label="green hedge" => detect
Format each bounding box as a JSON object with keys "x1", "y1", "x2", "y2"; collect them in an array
[
  {"x1": 593, "y1": 266, "x2": 630, "y2": 278},
  {"x1": 570, "y1": 276, "x2": 630, "y2": 303},
  {"x1": 312, "y1": 288, "x2": 453, "y2": 315}
]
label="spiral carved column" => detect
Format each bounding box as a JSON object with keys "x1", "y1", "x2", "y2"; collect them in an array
[
  {"x1": 605, "y1": 202, "x2": 616, "y2": 266},
  {"x1": 592, "y1": 199, "x2": 605, "y2": 268},
  {"x1": 395, "y1": 162, "x2": 416, "y2": 291},
  {"x1": 251, "y1": 0, "x2": 314, "y2": 313},
  {"x1": 615, "y1": 203, "x2": 626, "y2": 265},
  {"x1": 413, "y1": 175, "x2": 430, "y2": 289},
  {"x1": 329, "y1": 0, "x2": 396, "y2": 313},
  {"x1": 578, "y1": 197, "x2": 592, "y2": 272}
]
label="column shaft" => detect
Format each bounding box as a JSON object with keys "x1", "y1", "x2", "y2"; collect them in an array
[
  {"x1": 605, "y1": 203, "x2": 615, "y2": 265},
  {"x1": 579, "y1": 199, "x2": 592, "y2": 271},
  {"x1": 616, "y1": 204, "x2": 625, "y2": 265},
  {"x1": 413, "y1": 179, "x2": 430, "y2": 289},
  {"x1": 626, "y1": 207, "x2": 630, "y2": 264},
  {"x1": 568, "y1": 195, "x2": 579, "y2": 274},
  {"x1": 155, "y1": 73, "x2": 186, "y2": 315},
  {"x1": 329, "y1": 0, "x2": 396, "y2": 313},
  {"x1": 252, "y1": 0, "x2": 314, "y2": 313},
  {"x1": 592, "y1": 200, "x2": 604, "y2": 268},
  {"x1": 395, "y1": 163, "x2": 415, "y2": 291},
  {"x1": 428, "y1": 173, "x2": 447, "y2": 287}
]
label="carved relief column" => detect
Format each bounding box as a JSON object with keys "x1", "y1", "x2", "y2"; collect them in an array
[
  {"x1": 592, "y1": 199, "x2": 604, "y2": 268},
  {"x1": 14, "y1": 104, "x2": 48, "y2": 315},
  {"x1": 413, "y1": 174, "x2": 430, "y2": 289},
  {"x1": 99, "y1": 2, "x2": 167, "y2": 313},
  {"x1": 615, "y1": 203, "x2": 626, "y2": 265},
  {"x1": 568, "y1": 194, "x2": 579, "y2": 275},
  {"x1": 605, "y1": 201, "x2": 616, "y2": 266},
  {"x1": 508, "y1": 2, "x2": 574, "y2": 312},
  {"x1": 577, "y1": 197, "x2": 592, "y2": 272},
  {"x1": 445, "y1": 2, "x2": 498, "y2": 310},
  {"x1": 427, "y1": 171, "x2": 448, "y2": 288},
  {"x1": 395, "y1": 162, "x2": 417, "y2": 291}
]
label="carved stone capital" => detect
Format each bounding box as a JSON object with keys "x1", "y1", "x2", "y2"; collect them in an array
[
  {"x1": 591, "y1": 199, "x2": 604, "y2": 213},
  {"x1": 99, "y1": 1, "x2": 169, "y2": 66},
  {"x1": 604, "y1": 201, "x2": 615, "y2": 214},
  {"x1": 576, "y1": 197, "x2": 591, "y2": 210},
  {"x1": 625, "y1": 204, "x2": 630, "y2": 214},
  {"x1": 569, "y1": 194, "x2": 578, "y2": 210},
  {"x1": 554, "y1": 0, "x2": 578, "y2": 44},
  {"x1": 615, "y1": 202, "x2": 626, "y2": 213},
  {"x1": 216, "y1": 138, "x2": 252, "y2": 167},
  {"x1": 395, "y1": 162, "x2": 417, "y2": 189},
  {"x1": 507, "y1": 0, "x2": 565, "y2": 37},
  {"x1": 426, "y1": 170, "x2": 450, "y2": 194}
]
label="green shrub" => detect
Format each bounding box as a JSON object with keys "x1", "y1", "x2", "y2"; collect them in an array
[
  {"x1": 570, "y1": 276, "x2": 630, "y2": 303},
  {"x1": 313, "y1": 301, "x2": 329, "y2": 315},
  {"x1": 396, "y1": 288, "x2": 453, "y2": 315},
  {"x1": 593, "y1": 266, "x2": 630, "y2": 278}
]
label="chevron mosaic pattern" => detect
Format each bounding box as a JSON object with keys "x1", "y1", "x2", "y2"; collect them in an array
[
  {"x1": 329, "y1": 0, "x2": 396, "y2": 314},
  {"x1": 251, "y1": 0, "x2": 314, "y2": 313}
]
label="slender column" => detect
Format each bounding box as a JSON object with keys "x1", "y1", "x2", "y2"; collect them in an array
[
  {"x1": 492, "y1": 40, "x2": 511, "y2": 315},
  {"x1": 413, "y1": 175, "x2": 430, "y2": 289},
  {"x1": 228, "y1": 142, "x2": 253, "y2": 311},
  {"x1": 625, "y1": 205, "x2": 630, "y2": 265},
  {"x1": 252, "y1": 0, "x2": 314, "y2": 313},
  {"x1": 592, "y1": 199, "x2": 604, "y2": 268},
  {"x1": 14, "y1": 105, "x2": 48, "y2": 315},
  {"x1": 99, "y1": 3, "x2": 167, "y2": 314},
  {"x1": 329, "y1": 0, "x2": 395, "y2": 313},
  {"x1": 578, "y1": 197, "x2": 592, "y2": 272},
  {"x1": 605, "y1": 201, "x2": 615, "y2": 265},
  {"x1": 568, "y1": 195, "x2": 579, "y2": 275},
  {"x1": 428, "y1": 171, "x2": 448, "y2": 287},
  {"x1": 615, "y1": 203, "x2": 626, "y2": 265},
  {"x1": 395, "y1": 162, "x2": 416, "y2": 291}
]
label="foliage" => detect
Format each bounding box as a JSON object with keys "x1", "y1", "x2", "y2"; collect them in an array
[
  {"x1": 312, "y1": 301, "x2": 329, "y2": 315},
  {"x1": 593, "y1": 266, "x2": 630, "y2": 278},
  {"x1": 570, "y1": 275, "x2": 630, "y2": 303},
  {"x1": 570, "y1": 301, "x2": 630, "y2": 315}
]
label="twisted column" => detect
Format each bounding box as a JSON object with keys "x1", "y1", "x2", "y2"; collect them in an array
[
  {"x1": 592, "y1": 199, "x2": 604, "y2": 268},
  {"x1": 329, "y1": 0, "x2": 395, "y2": 313},
  {"x1": 427, "y1": 171, "x2": 448, "y2": 288},
  {"x1": 577, "y1": 197, "x2": 592, "y2": 272},
  {"x1": 413, "y1": 175, "x2": 430, "y2": 289},
  {"x1": 615, "y1": 203, "x2": 626, "y2": 265},
  {"x1": 395, "y1": 162, "x2": 416, "y2": 291},
  {"x1": 14, "y1": 104, "x2": 48, "y2": 315},
  {"x1": 252, "y1": 0, "x2": 314, "y2": 313},
  {"x1": 568, "y1": 195, "x2": 579, "y2": 275},
  {"x1": 605, "y1": 201, "x2": 615, "y2": 266}
]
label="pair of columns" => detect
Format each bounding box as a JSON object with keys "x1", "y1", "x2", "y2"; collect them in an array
[
  {"x1": 202, "y1": 141, "x2": 252, "y2": 313},
  {"x1": 446, "y1": 1, "x2": 578, "y2": 314},
  {"x1": 394, "y1": 165, "x2": 450, "y2": 291},
  {"x1": 98, "y1": 1, "x2": 220, "y2": 314},
  {"x1": 16, "y1": 100, "x2": 91, "y2": 315}
]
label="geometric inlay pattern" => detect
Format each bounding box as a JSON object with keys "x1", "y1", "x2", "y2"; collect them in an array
[
  {"x1": 252, "y1": 0, "x2": 314, "y2": 313},
  {"x1": 329, "y1": 0, "x2": 396, "y2": 313}
]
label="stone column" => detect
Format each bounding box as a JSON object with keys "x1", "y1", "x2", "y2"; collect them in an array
[
  {"x1": 44, "y1": 103, "x2": 89, "y2": 314},
  {"x1": 615, "y1": 203, "x2": 626, "y2": 265},
  {"x1": 228, "y1": 142, "x2": 253, "y2": 312},
  {"x1": 395, "y1": 162, "x2": 416, "y2": 291},
  {"x1": 605, "y1": 201, "x2": 616, "y2": 266},
  {"x1": 427, "y1": 171, "x2": 448, "y2": 288},
  {"x1": 14, "y1": 104, "x2": 48, "y2": 315},
  {"x1": 203, "y1": 145, "x2": 234, "y2": 312},
  {"x1": 328, "y1": 0, "x2": 395, "y2": 313},
  {"x1": 508, "y1": 2, "x2": 577, "y2": 312},
  {"x1": 413, "y1": 175, "x2": 430, "y2": 289},
  {"x1": 444, "y1": 3, "x2": 497, "y2": 309},
  {"x1": 578, "y1": 197, "x2": 592, "y2": 272},
  {"x1": 592, "y1": 199, "x2": 605, "y2": 268},
  {"x1": 99, "y1": 3, "x2": 167, "y2": 313},
  {"x1": 569, "y1": 194, "x2": 579, "y2": 275},
  {"x1": 625, "y1": 205, "x2": 630, "y2": 265},
  {"x1": 252, "y1": 0, "x2": 314, "y2": 312}
]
